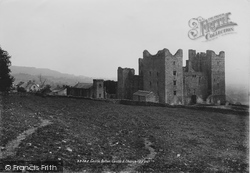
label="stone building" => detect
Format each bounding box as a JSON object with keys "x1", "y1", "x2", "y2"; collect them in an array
[
  {"x1": 117, "y1": 48, "x2": 226, "y2": 105},
  {"x1": 133, "y1": 90, "x2": 158, "y2": 102},
  {"x1": 67, "y1": 79, "x2": 105, "y2": 99},
  {"x1": 183, "y1": 50, "x2": 225, "y2": 104}
]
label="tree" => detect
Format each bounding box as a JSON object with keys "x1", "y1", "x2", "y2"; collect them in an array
[
  {"x1": 38, "y1": 74, "x2": 47, "y2": 88},
  {"x1": 0, "y1": 46, "x2": 14, "y2": 92}
]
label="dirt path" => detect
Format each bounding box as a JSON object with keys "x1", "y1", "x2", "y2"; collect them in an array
[{"x1": 0, "y1": 117, "x2": 52, "y2": 159}]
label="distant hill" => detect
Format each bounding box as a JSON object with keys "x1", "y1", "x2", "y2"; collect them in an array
[{"x1": 10, "y1": 66, "x2": 94, "y2": 87}]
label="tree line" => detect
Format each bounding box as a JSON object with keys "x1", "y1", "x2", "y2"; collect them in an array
[{"x1": 0, "y1": 46, "x2": 14, "y2": 92}]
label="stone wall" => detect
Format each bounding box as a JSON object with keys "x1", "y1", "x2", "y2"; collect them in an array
[
  {"x1": 164, "y1": 49, "x2": 183, "y2": 105},
  {"x1": 133, "y1": 92, "x2": 157, "y2": 102},
  {"x1": 183, "y1": 50, "x2": 225, "y2": 104},
  {"x1": 93, "y1": 79, "x2": 104, "y2": 99},
  {"x1": 208, "y1": 50, "x2": 226, "y2": 103},
  {"x1": 183, "y1": 71, "x2": 208, "y2": 104},
  {"x1": 141, "y1": 50, "x2": 166, "y2": 103},
  {"x1": 117, "y1": 67, "x2": 142, "y2": 99}
]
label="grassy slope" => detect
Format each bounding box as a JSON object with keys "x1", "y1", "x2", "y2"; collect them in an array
[{"x1": 1, "y1": 94, "x2": 249, "y2": 172}]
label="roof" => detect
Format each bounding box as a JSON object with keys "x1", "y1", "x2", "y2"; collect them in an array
[
  {"x1": 19, "y1": 81, "x2": 39, "y2": 89},
  {"x1": 73, "y1": 83, "x2": 93, "y2": 89},
  {"x1": 51, "y1": 88, "x2": 66, "y2": 93},
  {"x1": 26, "y1": 83, "x2": 39, "y2": 89},
  {"x1": 16, "y1": 81, "x2": 24, "y2": 86},
  {"x1": 133, "y1": 90, "x2": 154, "y2": 97}
]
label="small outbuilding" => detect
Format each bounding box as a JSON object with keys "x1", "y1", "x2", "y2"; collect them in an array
[
  {"x1": 133, "y1": 90, "x2": 157, "y2": 103},
  {"x1": 67, "y1": 79, "x2": 105, "y2": 99},
  {"x1": 49, "y1": 88, "x2": 67, "y2": 96}
]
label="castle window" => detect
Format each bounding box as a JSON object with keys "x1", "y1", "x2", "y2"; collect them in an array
[
  {"x1": 99, "y1": 94, "x2": 101, "y2": 98},
  {"x1": 173, "y1": 71, "x2": 176, "y2": 76},
  {"x1": 157, "y1": 72, "x2": 159, "y2": 76},
  {"x1": 173, "y1": 61, "x2": 175, "y2": 65},
  {"x1": 157, "y1": 81, "x2": 159, "y2": 86},
  {"x1": 149, "y1": 71, "x2": 151, "y2": 76},
  {"x1": 149, "y1": 81, "x2": 152, "y2": 87},
  {"x1": 99, "y1": 84, "x2": 102, "y2": 88},
  {"x1": 174, "y1": 91, "x2": 177, "y2": 95},
  {"x1": 173, "y1": 80, "x2": 176, "y2": 85},
  {"x1": 192, "y1": 75, "x2": 196, "y2": 77},
  {"x1": 217, "y1": 83, "x2": 219, "y2": 87},
  {"x1": 217, "y1": 61, "x2": 220, "y2": 65}
]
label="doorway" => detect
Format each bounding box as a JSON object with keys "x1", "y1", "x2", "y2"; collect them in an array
[{"x1": 191, "y1": 95, "x2": 197, "y2": 104}]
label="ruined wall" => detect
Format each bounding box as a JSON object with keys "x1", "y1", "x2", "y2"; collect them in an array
[
  {"x1": 117, "y1": 67, "x2": 143, "y2": 99},
  {"x1": 141, "y1": 49, "x2": 183, "y2": 104},
  {"x1": 164, "y1": 49, "x2": 183, "y2": 105},
  {"x1": 117, "y1": 67, "x2": 134, "y2": 99},
  {"x1": 141, "y1": 50, "x2": 166, "y2": 103},
  {"x1": 132, "y1": 75, "x2": 143, "y2": 95},
  {"x1": 183, "y1": 50, "x2": 225, "y2": 104},
  {"x1": 183, "y1": 71, "x2": 208, "y2": 104},
  {"x1": 207, "y1": 50, "x2": 226, "y2": 103},
  {"x1": 183, "y1": 50, "x2": 209, "y2": 104}
]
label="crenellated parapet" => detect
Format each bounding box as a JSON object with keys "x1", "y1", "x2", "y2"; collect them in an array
[{"x1": 143, "y1": 48, "x2": 183, "y2": 59}]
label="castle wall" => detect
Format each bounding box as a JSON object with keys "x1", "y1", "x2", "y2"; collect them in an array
[
  {"x1": 164, "y1": 49, "x2": 183, "y2": 105},
  {"x1": 141, "y1": 49, "x2": 183, "y2": 104},
  {"x1": 183, "y1": 50, "x2": 226, "y2": 104},
  {"x1": 117, "y1": 67, "x2": 142, "y2": 99},
  {"x1": 141, "y1": 50, "x2": 166, "y2": 103},
  {"x1": 183, "y1": 71, "x2": 208, "y2": 104},
  {"x1": 93, "y1": 79, "x2": 104, "y2": 98},
  {"x1": 117, "y1": 67, "x2": 134, "y2": 99},
  {"x1": 208, "y1": 50, "x2": 226, "y2": 103}
]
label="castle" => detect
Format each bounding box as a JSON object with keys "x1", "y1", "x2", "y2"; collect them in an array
[{"x1": 117, "y1": 48, "x2": 226, "y2": 105}]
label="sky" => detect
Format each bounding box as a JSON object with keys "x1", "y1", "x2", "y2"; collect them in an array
[{"x1": 0, "y1": 0, "x2": 249, "y2": 88}]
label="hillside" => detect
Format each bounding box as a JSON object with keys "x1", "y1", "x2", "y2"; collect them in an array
[{"x1": 10, "y1": 66, "x2": 94, "y2": 87}]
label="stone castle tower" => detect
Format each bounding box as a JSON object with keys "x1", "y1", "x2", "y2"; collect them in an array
[
  {"x1": 117, "y1": 67, "x2": 142, "y2": 100},
  {"x1": 117, "y1": 48, "x2": 225, "y2": 105},
  {"x1": 183, "y1": 50, "x2": 225, "y2": 104},
  {"x1": 93, "y1": 79, "x2": 104, "y2": 98}
]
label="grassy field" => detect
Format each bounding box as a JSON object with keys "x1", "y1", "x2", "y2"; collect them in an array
[{"x1": 0, "y1": 94, "x2": 249, "y2": 172}]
